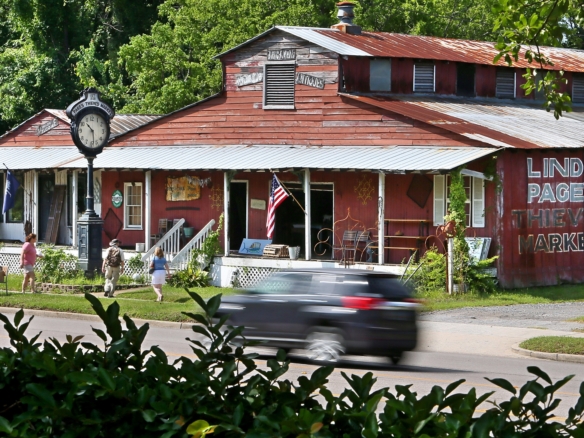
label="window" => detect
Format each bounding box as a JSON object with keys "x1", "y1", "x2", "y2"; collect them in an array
[
  {"x1": 124, "y1": 182, "x2": 142, "y2": 229},
  {"x1": 413, "y1": 62, "x2": 435, "y2": 93},
  {"x1": 263, "y1": 63, "x2": 295, "y2": 109},
  {"x1": 433, "y1": 175, "x2": 485, "y2": 228},
  {"x1": 456, "y1": 63, "x2": 475, "y2": 96},
  {"x1": 573, "y1": 74, "x2": 584, "y2": 104},
  {"x1": 370, "y1": 59, "x2": 391, "y2": 91},
  {"x1": 6, "y1": 172, "x2": 24, "y2": 223},
  {"x1": 496, "y1": 68, "x2": 516, "y2": 98}
]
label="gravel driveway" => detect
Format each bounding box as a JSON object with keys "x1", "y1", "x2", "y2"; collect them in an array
[{"x1": 420, "y1": 302, "x2": 584, "y2": 333}]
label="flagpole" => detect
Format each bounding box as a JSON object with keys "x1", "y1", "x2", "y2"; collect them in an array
[{"x1": 272, "y1": 172, "x2": 306, "y2": 215}]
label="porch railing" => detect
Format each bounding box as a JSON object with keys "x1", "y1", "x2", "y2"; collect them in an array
[
  {"x1": 141, "y1": 218, "x2": 185, "y2": 264},
  {"x1": 169, "y1": 219, "x2": 216, "y2": 271}
]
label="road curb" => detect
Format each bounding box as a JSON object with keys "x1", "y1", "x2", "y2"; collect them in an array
[
  {"x1": 512, "y1": 343, "x2": 584, "y2": 364},
  {"x1": 0, "y1": 306, "x2": 196, "y2": 330}
]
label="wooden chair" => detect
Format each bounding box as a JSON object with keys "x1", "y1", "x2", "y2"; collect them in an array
[
  {"x1": 150, "y1": 219, "x2": 168, "y2": 246},
  {"x1": 0, "y1": 266, "x2": 8, "y2": 295}
]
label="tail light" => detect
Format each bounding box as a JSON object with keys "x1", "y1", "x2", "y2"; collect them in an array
[{"x1": 341, "y1": 296, "x2": 384, "y2": 310}]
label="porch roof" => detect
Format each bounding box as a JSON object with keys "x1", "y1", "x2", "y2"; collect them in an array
[{"x1": 1, "y1": 145, "x2": 498, "y2": 173}]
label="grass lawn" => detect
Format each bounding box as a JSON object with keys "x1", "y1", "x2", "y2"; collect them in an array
[
  {"x1": 419, "y1": 284, "x2": 584, "y2": 312},
  {"x1": 0, "y1": 282, "x2": 238, "y2": 323},
  {"x1": 519, "y1": 336, "x2": 584, "y2": 355}
]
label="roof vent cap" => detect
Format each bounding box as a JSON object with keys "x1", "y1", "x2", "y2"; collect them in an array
[{"x1": 331, "y1": 2, "x2": 362, "y2": 35}]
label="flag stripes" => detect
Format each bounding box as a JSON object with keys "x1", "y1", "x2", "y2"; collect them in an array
[{"x1": 266, "y1": 174, "x2": 289, "y2": 239}]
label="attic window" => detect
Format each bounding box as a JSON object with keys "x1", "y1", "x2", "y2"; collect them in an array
[
  {"x1": 263, "y1": 62, "x2": 296, "y2": 109},
  {"x1": 496, "y1": 68, "x2": 516, "y2": 98},
  {"x1": 573, "y1": 74, "x2": 584, "y2": 103},
  {"x1": 370, "y1": 59, "x2": 391, "y2": 91},
  {"x1": 456, "y1": 63, "x2": 475, "y2": 97},
  {"x1": 413, "y1": 62, "x2": 435, "y2": 93}
]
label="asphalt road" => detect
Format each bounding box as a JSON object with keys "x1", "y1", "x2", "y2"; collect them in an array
[{"x1": 1, "y1": 305, "x2": 583, "y2": 420}]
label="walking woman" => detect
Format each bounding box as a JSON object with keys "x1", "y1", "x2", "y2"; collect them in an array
[
  {"x1": 20, "y1": 233, "x2": 42, "y2": 293},
  {"x1": 150, "y1": 247, "x2": 170, "y2": 302}
]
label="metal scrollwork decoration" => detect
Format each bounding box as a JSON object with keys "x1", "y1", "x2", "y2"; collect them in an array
[
  {"x1": 354, "y1": 175, "x2": 375, "y2": 205},
  {"x1": 313, "y1": 208, "x2": 369, "y2": 261},
  {"x1": 209, "y1": 186, "x2": 224, "y2": 210}
]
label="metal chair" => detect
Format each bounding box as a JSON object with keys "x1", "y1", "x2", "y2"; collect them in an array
[{"x1": 341, "y1": 230, "x2": 359, "y2": 267}]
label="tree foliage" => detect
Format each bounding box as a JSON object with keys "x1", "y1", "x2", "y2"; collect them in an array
[{"x1": 494, "y1": 0, "x2": 584, "y2": 118}]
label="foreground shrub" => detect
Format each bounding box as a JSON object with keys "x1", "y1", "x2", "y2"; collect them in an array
[{"x1": 0, "y1": 292, "x2": 582, "y2": 437}]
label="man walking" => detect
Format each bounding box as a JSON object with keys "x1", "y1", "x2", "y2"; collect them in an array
[{"x1": 102, "y1": 239, "x2": 125, "y2": 297}]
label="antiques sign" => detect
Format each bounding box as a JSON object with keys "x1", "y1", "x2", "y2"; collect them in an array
[
  {"x1": 514, "y1": 157, "x2": 584, "y2": 254},
  {"x1": 36, "y1": 118, "x2": 59, "y2": 136},
  {"x1": 166, "y1": 176, "x2": 201, "y2": 201},
  {"x1": 267, "y1": 49, "x2": 296, "y2": 61},
  {"x1": 296, "y1": 73, "x2": 325, "y2": 89}
]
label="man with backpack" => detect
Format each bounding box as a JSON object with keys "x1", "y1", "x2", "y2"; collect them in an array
[{"x1": 102, "y1": 239, "x2": 125, "y2": 297}]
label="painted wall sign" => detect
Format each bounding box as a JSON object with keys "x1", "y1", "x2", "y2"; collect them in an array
[
  {"x1": 267, "y1": 49, "x2": 296, "y2": 61},
  {"x1": 236, "y1": 73, "x2": 263, "y2": 87},
  {"x1": 250, "y1": 199, "x2": 266, "y2": 210},
  {"x1": 166, "y1": 176, "x2": 201, "y2": 201},
  {"x1": 36, "y1": 118, "x2": 59, "y2": 136},
  {"x1": 112, "y1": 189, "x2": 123, "y2": 208},
  {"x1": 296, "y1": 73, "x2": 325, "y2": 89},
  {"x1": 514, "y1": 157, "x2": 584, "y2": 254}
]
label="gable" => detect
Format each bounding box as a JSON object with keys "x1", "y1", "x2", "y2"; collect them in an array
[{"x1": 0, "y1": 111, "x2": 74, "y2": 147}]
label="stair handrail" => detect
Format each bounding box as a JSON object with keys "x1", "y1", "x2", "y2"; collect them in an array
[
  {"x1": 141, "y1": 218, "x2": 186, "y2": 263},
  {"x1": 169, "y1": 219, "x2": 216, "y2": 271}
]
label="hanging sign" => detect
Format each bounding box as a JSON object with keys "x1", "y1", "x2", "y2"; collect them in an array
[
  {"x1": 166, "y1": 176, "x2": 202, "y2": 201},
  {"x1": 112, "y1": 189, "x2": 123, "y2": 208}
]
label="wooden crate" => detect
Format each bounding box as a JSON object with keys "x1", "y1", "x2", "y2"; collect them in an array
[{"x1": 263, "y1": 244, "x2": 289, "y2": 258}]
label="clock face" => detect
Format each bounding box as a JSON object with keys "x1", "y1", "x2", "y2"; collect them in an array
[{"x1": 78, "y1": 113, "x2": 107, "y2": 149}]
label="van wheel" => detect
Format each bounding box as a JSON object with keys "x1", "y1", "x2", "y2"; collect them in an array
[
  {"x1": 389, "y1": 353, "x2": 402, "y2": 365},
  {"x1": 305, "y1": 328, "x2": 345, "y2": 363}
]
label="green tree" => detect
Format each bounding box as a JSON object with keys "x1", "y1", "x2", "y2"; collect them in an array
[{"x1": 494, "y1": 0, "x2": 584, "y2": 118}]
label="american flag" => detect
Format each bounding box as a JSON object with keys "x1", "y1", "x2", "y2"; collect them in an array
[{"x1": 266, "y1": 174, "x2": 289, "y2": 239}]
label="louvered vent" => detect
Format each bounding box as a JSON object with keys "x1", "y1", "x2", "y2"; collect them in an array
[
  {"x1": 496, "y1": 68, "x2": 515, "y2": 98},
  {"x1": 414, "y1": 63, "x2": 435, "y2": 93},
  {"x1": 573, "y1": 74, "x2": 584, "y2": 103},
  {"x1": 263, "y1": 63, "x2": 295, "y2": 109}
]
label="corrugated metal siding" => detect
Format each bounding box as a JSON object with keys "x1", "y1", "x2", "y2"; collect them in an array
[{"x1": 0, "y1": 145, "x2": 498, "y2": 172}]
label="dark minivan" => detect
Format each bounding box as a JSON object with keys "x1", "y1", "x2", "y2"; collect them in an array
[{"x1": 215, "y1": 269, "x2": 419, "y2": 363}]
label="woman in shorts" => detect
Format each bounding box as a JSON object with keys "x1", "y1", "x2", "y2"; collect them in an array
[
  {"x1": 150, "y1": 247, "x2": 170, "y2": 302},
  {"x1": 20, "y1": 233, "x2": 42, "y2": 293}
]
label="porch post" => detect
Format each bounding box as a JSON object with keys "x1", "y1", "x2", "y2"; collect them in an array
[
  {"x1": 144, "y1": 170, "x2": 152, "y2": 251},
  {"x1": 223, "y1": 171, "x2": 230, "y2": 256},
  {"x1": 378, "y1": 173, "x2": 385, "y2": 265},
  {"x1": 304, "y1": 168, "x2": 311, "y2": 260},
  {"x1": 32, "y1": 171, "x2": 39, "y2": 235},
  {"x1": 72, "y1": 170, "x2": 78, "y2": 247}
]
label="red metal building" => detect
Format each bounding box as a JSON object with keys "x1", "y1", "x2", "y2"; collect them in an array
[{"x1": 1, "y1": 3, "x2": 584, "y2": 288}]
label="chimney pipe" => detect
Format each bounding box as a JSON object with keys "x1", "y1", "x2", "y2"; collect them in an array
[{"x1": 331, "y1": 2, "x2": 361, "y2": 35}]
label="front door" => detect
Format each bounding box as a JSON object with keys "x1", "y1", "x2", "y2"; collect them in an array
[
  {"x1": 38, "y1": 174, "x2": 55, "y2": 242},
  {"x1": 229, "y1": 181, "x2": 248, "y2": 251}
]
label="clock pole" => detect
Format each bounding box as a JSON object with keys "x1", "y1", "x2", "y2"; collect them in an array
[{"x1": 66, "y1": 88, "x2": 114, "y2": 277}]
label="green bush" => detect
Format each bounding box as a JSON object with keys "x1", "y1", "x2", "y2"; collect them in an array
[
  {"x1": 36, "y1": 245, "x2": 79, "y2": 283},
  {"x1": 167, "y1": 267, "x2": 210, "y2": 288},
  {"x1": 0, "y1": 293, "x2": 583, "y2": 437}
]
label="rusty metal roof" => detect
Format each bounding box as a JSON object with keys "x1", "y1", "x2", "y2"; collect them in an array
[
  {"x1": 0, "y1": 145, "x2": 498, "y2": 172},
  {"x1": 45, "y1": 109, "x2": 161, "y2": 138},
  {"x1": 217, "y1": 26, "x2": 584, "y2": 72},
  {"x1": 345, "y1": 94, "x2": 584, "y2": 149}
]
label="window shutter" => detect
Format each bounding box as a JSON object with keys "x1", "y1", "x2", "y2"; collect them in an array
[
  {"x1": 433, "y1": 175, "x2": 445, "y2": 226},
  {"x1": 414, "y1": 63, "x2": 435, "y2": 93},
  {"x1": 573, "y1": 74, "x2": 584, "y2": 103},
  {"x1": 496, "y1": 68, "x2": 515, "y2": 98},
  {"x1": 263, "y1": 63, "x2": 295, "y2": 109},
  {"x1": 370, "y1": 59, "x2": 391, "y2": 91},
  {"x1": 471, "y1": 177, "x2": 485, "y2": 228}
]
